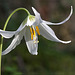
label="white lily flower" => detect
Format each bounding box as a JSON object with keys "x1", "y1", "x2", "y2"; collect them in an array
[{"x1": 0, "y1": 6, "x2": 73, "y2": 55}]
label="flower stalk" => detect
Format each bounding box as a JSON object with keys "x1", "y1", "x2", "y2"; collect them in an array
[{"x1": 0, "y1": 8, "x2": 30, "y2": 75}]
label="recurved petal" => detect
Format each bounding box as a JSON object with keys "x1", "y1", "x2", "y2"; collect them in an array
[
  {"x1": 39, "y1": 23, "x2": 71, "y2": 44},
  {"x1": 43, "y1": 6, "x2": 73, "y2": 25},
  {"x1": 0, "y1": 29, "x2": 17, "y2": 38},
  {"x1": 2, "y1": 32, "x2": 23, "y2": 55},
  {"x1": 24, "y1": 26, "x2": 38, "y2": 55},
  {"x1": 32, "y1": 7, "x2": 40, "y2": 17},
  {"x1": 32, "y1": 7, "x2": 42, "y2": 25}
]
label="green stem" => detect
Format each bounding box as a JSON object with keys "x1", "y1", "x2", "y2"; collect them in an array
[{"x1": 0, "y1": 8, "x2": 30, "y2": 75}]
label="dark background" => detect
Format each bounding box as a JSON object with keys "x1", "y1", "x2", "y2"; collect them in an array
[{"x1": 0, "y1": 0, "x2": 75, "y2": 75}]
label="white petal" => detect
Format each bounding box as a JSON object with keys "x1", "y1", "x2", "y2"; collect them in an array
[
  {"x1": 32, "y1": 7, "x2": 42, "y2": 25},
  {"x1": 43, "y1": 6, "x2": 73, "y2": 25},
  {"x1": 24, "y1": 26, "x2": 38, "y2": 55},
  {"x1": 39, "y1": 23, "x2": 71, "y2": 44},
  {"x1": 2, "y1": 32, "x2": 23, "y2": 55},
  {"x1": 17, "y1": 22, "x2": 26, "y2": 31},
  {"x1": 0, "y1": 29, "x2": 17, "y2": 38},
  {"x1": 0, "y1": 22, "x2": 26, "y2": 38},
  {"x1": 32, "y1": 7, "x2": 40, "y2": 16}
]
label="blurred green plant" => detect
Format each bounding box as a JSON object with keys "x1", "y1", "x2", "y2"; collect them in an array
[{"x1": 4, "y1": 66, "x2": 22, "y2": 75}]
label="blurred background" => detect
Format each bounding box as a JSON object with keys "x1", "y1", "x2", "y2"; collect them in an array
[{"x1": 0, "y1": 0, "x2": 75, "y2": 75}]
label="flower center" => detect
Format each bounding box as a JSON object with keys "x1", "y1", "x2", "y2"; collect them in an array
[
  {"x1": 30, "y1": 26, "x2": 40, "y2": 43},
  {"x1": 29, "y1": 15, "x2": 35, "y2": 21}
]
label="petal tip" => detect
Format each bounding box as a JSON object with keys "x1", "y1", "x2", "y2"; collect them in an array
[
  {"x1": 71, "y1": 6, "x2": 72, "y2": 9},
  {"x1": 32, "y1": 7, "x2": 39, "y2": 16},
  {"x1": 32, "y1": 7, "x2": 35, "y2": 11},
  {"x1": 32, "y1": 7, "x2": 34, "y2": 9},
  {"x1": 71, "y1": 6, "x2": 73, "y2": 14},
  {"x1": 32, "y1": 52, "x2": 38, "y2": 55},
  {"x1": 66, "y1": 40, "x2": 71, "y2": 43},
  {"x1": 62, "y1": 40, "x2": 71, "y2": 44}
]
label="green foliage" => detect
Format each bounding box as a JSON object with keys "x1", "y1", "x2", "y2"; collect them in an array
[{"x1": 4, "y1": 66, "x2": 22, "y2": 75}]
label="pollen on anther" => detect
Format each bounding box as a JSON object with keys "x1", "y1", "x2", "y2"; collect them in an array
[
  {"x1": 36, "y1": 26, "x2": 40, "y2": 35},
  {"x1": 30, "y1": 28, "x2": 33, "y2": 40}
]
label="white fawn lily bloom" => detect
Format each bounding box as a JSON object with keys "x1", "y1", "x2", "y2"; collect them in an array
[{"x1": 0, "y1": 6, "x2": 73, "y2": 55}]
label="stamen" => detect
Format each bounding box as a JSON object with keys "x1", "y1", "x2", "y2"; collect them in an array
[
  {"x1": 30, "y1": 26, "x2": 40, "y2": 43},
  {"x1": 30, "y1": 27, "x2": 32, "y2": 33},
  {"x1": 32, "y1": 28, "x2": 36, "y2": 37},
  {"x1": 36, "y1": 26, "x2": 40, "y2": 35},
  {"x1": 31, "y1": 33, "x2": 33, "y2": 40},
  {"x1": 30, "y1": 28, "x2": 33, "y2": 40}
]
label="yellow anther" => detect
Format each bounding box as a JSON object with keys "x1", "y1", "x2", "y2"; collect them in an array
[
  {"x1": 30, "y1": 28, "x2": 33, "y2": 40},
  {"x1": 36, "y1": 26, "x2": 40, "y2": 35},
  {"x1": 30, "y1": 26, "x2": 40, "y2": 41},
  {"x1": 32, "y1": 28, "x2": 36, "y2": 37},
  {"x1": 31, "y1": 33, "x2": 33, "y2": 40},
  {"x1": 30, "y1": 27, "x2": 32, "y2": 33}
]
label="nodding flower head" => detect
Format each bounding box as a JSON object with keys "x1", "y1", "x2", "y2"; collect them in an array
[{"x1": 0, "y1": 6, "x2": 73, "y2": 55}]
